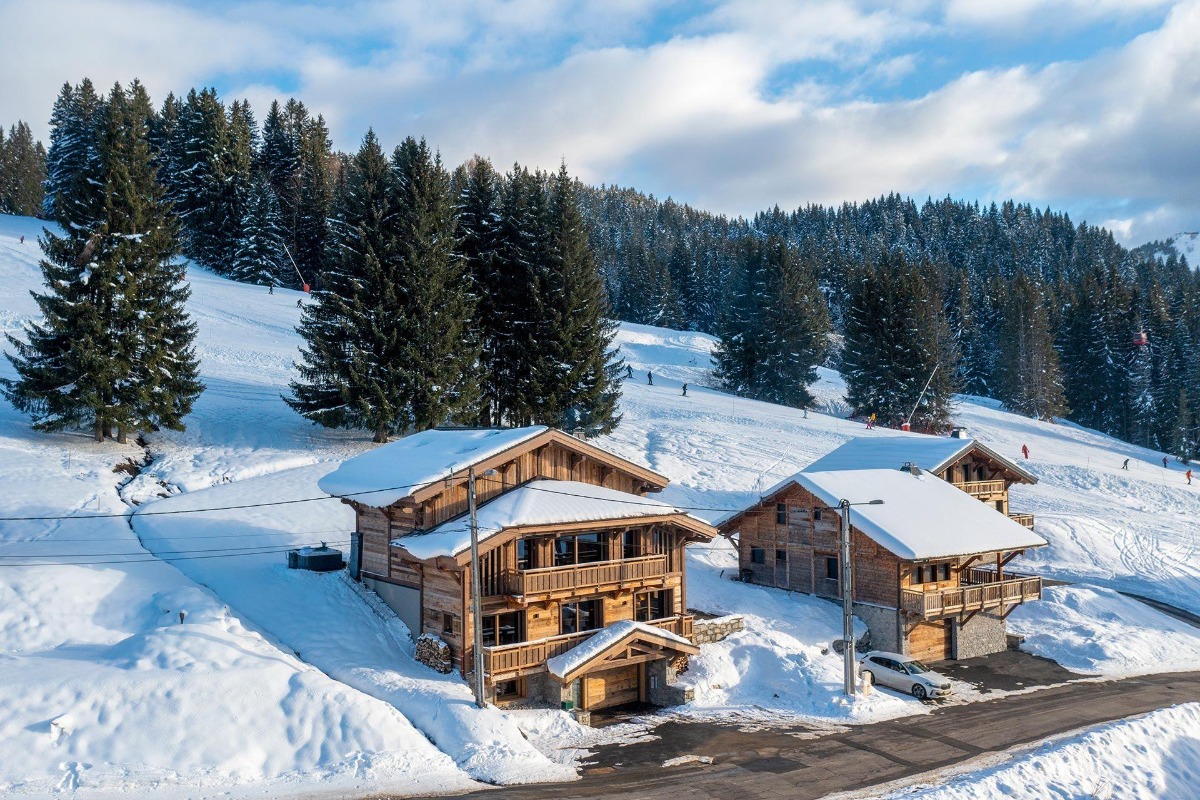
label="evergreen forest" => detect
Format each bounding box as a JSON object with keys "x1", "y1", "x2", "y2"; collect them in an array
[{"x1": 3, "y1": 80, "x2": 1199, "y2": 457}]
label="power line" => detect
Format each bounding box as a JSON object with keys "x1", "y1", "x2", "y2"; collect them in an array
[
  {"x1": 0, "y1": 537, "x2": 350, "y2": 560},
  {"x1": 0, "y1": 539, "x2": 349, "y2": 568},
  {"x1": 0, "y1": 527, "x2": 354, "y2": 544}
]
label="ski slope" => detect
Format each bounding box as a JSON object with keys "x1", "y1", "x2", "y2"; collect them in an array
[{"x1": 4, "y1": 211, "x2": 1200, "y2": 796}]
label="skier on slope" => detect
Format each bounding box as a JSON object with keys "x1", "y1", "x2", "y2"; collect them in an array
[
  {"x1": 1122, "y1": 458, "x2": 1130, "y2": 470},
  {"x1": 626, "y1": 365, "x2": 633, "y2": 379},
  {"x1": 1021, "y1": 444, "x2": 1030, "y2": 459},
  {"x1": 681, "y1": 383, "x2": 688, "y2": 396},
  {"x1": 1163, "y1": 456, "x2": 1170, "y2": 469},
  {"x1": 1188, "y1": 469, "x2": 1193, "y2": 486},
  {"x1": 647, "y1": 371, "x2": 653, "y2": 385}
]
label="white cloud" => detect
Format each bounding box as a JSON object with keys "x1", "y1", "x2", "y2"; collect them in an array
[{"x1": 1, "y1": 0, "x2": 1196, "y2": 244}]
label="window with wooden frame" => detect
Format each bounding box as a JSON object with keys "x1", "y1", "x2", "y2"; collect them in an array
[
  {"x1": 481, "y1": 611, "x2": 524, "y2": 647},
  {"x1": 635, "y1": 589, "x2": 671, "y2": 622},
  {"x1": 622, "y1": 529, "x2": 641, "y2": 560},
  {"x1": 750, "y1": 547, "x2": 765, "y2": 564},
  {"x1": 493, "y1": 678, "x2": 525, "y2": 700},
  {"x1": 553, "y1": 533, "x2": 608, "y2": 566},
  {"x1": 776, "y1": 503, "x2": 788, "y2": 525},
  {"x1": 776, "y1": 548, "x2": 787, "y2": 564},
  {"x1": 516, "y1": 538, "x2": 538, "y2": 571},
  {"x1": 442, "y1": 613, "x2": 456, "y2": 635},
  {"x1": 560, "y1": 598, "x2": 603, "y2": 634},
  {"x1": 825, "y1": 556, "x2": 839, "y2": 580},
  {"x1": 813, "y1": 508, "x2": 823, "y2": 521}
]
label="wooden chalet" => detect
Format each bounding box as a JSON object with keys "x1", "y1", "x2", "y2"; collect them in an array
[
  {"x1": 720, "y1": 434, "x2": 1046, "y2": 662},
  {"x1": 319, "y1": 426, "x2": 715, "y2": 712}
]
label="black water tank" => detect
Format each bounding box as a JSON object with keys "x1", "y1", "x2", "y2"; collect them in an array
[{"x1": 287, "y1": 544, "x2": 344, "y2": 572}]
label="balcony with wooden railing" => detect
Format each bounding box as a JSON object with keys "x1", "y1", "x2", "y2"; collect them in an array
[
  {"x1": 950, "y1": 479, "x2": 1007, "y2": 498},
  {"x1": 483, "y1": 614, "x2": 694, "y2": 681},
  {"x1": 1008, "y1": 512, "x2": 1035, "y2": 529},
  {"x1": 497, "y1": 554, "x2": 670, "y2": 601},
  {"x1": 900, "y1": 568, "x2": 1042, "y2": 618}
]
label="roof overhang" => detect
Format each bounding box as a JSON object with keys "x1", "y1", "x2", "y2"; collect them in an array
[
  {"x1": 547, "y1": 623, "x2": 700, "y2": 684},
  {"x1": 407, "y1": 428, "x2": 670, "y2": 504}
]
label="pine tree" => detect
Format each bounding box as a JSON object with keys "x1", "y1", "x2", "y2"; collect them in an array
[
  {"x1": 288, "y1": 130, "x2": 404, "y2": 442},
  {"x1": 231, "y1": 175, "x2": 288, "y2": 285},
  {"x1": 541, "y1": 163, "x2": 622, "y2": 435},
  {"x1": 995, "y1": 272, "x2": 1068, "y2": 419},
  {"x1": 390, "y1": 137, "x2": 479, "y2": 430},
  {"x1": 42, "y1": 79, "x2": 102, "y2": 221},
  {"x1": 4, "y1": 81, "x2": 201, "y2": 442},
  {"x1": 842, "y1": 252, "x2": 959, "y2": 430},
  {"x1": 713, "y1": 236, "x2": 828, "y2": 409},
  {"x1": 454, "y1": 156, "x2": 504, "y2": 424},
  {"x1": 0, "y1": 121, "x2": 47, "y2": 216}
]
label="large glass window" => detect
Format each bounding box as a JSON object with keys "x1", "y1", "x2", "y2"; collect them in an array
[
  {"x1": 623, "y1": 530, "x2": 641, "y2": 559},
  {"x1": 554, "y1": 533, "x2": 608, "y2": 566},
  {"x1": 635, "y1": 590, "x2": 670, "y2": 622},
  {"x1": 516, "y1": 538, "x2": 537, "y2": 571},
  {"x1": 481, "y1": 612, "x2": 523, "y2": 647},
  {"x1": 561, "y1": 599, "x2": 603, "y2": 634}
]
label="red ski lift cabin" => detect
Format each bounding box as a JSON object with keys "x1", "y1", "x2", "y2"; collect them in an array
[{"x1": 1133, "y1": 331, "x2": 1149, "y2": 347}]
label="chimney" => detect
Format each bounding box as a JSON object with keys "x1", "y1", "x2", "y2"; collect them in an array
[
  {"x1": 901, "y1": 461, "x2": 921, "y2": 475},
  {"x1": 950, "y1": 426, "x2": 968, "y2": 439}
]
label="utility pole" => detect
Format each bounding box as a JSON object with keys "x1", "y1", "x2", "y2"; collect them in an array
[
  {"x1": 468, "y1": 466, "x2": 486, "y2": 708},
  {"x1": 838, "y1": 498, "x2": 884, "y2": 696},
  {"x1": 839, "y1": 499, "x2": 855, "y2": 696}
]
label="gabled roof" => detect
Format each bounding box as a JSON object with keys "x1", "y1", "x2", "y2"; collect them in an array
[
  {"x1": 318, "y1": 426, "x2": 669, "y2": 508},
  {"x1": 802, "y1": 435, "x2": 1037, "y2": 485},
  {"x1": 392, "y1": 479, "x2": 716, "y2": 561},
  {"x1": 545, "y1": 620, "x2": 699, "y2": 684},
  {"x1": 720, "y1": 467, "x2": 1046, "y2": 561}
]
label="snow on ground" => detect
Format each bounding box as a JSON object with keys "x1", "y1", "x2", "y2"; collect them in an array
[
  {"x1": 873, "y1": 703, "x2": 1200, "y2": 800},
  {"x1": 6, "y1": 211, "x2": 1200, "y2": 793},
  {"x1": 130, "y1": 465, "x2": 576, "y2": 786},
  {"x1": 1008, "y1": 584, "x2": 1200, "y2": 678},
  {"x1": 671, "y1": 538, "x2": 919, "y2": 724}
]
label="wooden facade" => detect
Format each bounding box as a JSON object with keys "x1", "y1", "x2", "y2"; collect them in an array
[
  {"x1": 929, "y1": 441, "x2": 1037, "y2": 528},
  {"x1": 723, "y1": 471, "x2": 1043, "y2": 663},
  {"x1": 345, "y1": 428, "x2": 715, "y2": 710}
]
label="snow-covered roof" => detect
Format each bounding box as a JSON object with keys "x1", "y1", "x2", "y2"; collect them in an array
[
  {"x1": 803, "y1": 435, "x2": 973, "y2": 474},
  {"x1": 393, "y1": 479, "x2": 709, "y2": 560},
  {"x1": 792, "y1": 468, "x2": 1046, "y2": 560},
  {"x1": 317, "y1": 426, "x2": 548, "y2": 507},
  {"x1": 802, "y1": 435, "x2": 1036, "y2": 484},
  {"x1": 545, "y1": 620, "x2": 697, "y2": 682}
]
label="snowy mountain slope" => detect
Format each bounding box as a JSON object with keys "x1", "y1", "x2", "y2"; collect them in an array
[
  {"x1": 5, "y1": 210, "x2": 1200, "y2": 793},
  {"x1": 0, "y1": 215, "x2": 478, "y2": 798}
]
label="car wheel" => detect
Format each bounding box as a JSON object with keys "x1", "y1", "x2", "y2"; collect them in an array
[
  {"x1": 911, "y1": 684, "x2": 927, "y2": 700},
  {"x1": 861, "y1": 670, "x2": 874, "y2": 686}
]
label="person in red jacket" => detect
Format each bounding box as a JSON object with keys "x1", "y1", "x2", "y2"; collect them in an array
[{"x1": 1021, "y1": 444, "x2": 1030, "y2": 459}]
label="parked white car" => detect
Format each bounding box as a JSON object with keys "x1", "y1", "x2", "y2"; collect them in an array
[{"x1": 858, "y1": 651, "x2": 952, "y2": 700}]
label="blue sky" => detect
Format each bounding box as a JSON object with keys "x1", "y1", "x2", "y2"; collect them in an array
[{"x1": 1, "y1": 0, "x2": 1197, "y2": 244}]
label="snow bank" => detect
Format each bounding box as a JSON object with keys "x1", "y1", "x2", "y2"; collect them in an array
[
  {"x1": 1008, "y1": 583, "x2": 1200, "y2": 677},
  {"x1": 674, "y1": 538, "x2": 918, "y2": 724},
  {"x1": 131, "y1": 464, "x2": 576, "y2": 786},
  {"x1": 876, "y1": 703, "x2": 1200, "y2": 799}
]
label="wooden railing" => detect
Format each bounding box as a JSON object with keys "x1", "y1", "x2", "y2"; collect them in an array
[
  {"x1": 1008, "y1": 512, "x2": 1035, "y2": 529},
  {"x1": 900, "y1": 571, "x2": 1041, "y2": 618},
  {"x1": 483, "y1": 614, "x2": 693, "y2": 679},
  {"x1": 502, "y1": 554, "x2": 669, "y2": 599},
  {"x1": 951, "y1": 479, "x2": 1007, "y2": 497}
]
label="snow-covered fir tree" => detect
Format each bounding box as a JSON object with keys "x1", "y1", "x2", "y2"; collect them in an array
[
  {"x1": 4, "y1": 81, "x2": 202, "y2": 442},
  {"x1": 230, "y1": 175, "x2": 288, "y2": 286}
]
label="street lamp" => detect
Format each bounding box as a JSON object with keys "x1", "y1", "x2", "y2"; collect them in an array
[
  {"x1": 837, "y1": 498, "x2": 884, "y2": 697},
  {"x1": 468, "y1": 466, "x2": 497, "y2": 708}
]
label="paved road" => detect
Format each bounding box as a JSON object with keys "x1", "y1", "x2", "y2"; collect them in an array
[{"x1": 402, "y1": 669, "x2": 1200, "y2": 800}]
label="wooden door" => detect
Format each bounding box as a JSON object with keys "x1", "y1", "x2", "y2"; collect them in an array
[
  {"x1": 583, "y1": 665, "x2": 640, "y2": 710},
  {"x1": 908, "y1": 620, "x2": 952, "y2": 662}
]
